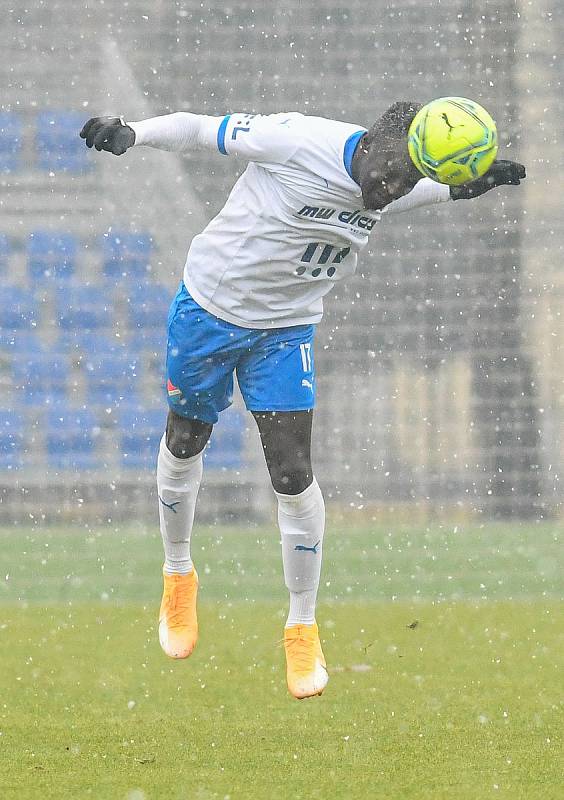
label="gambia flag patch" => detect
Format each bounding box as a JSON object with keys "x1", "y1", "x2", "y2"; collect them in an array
[{"x1": 167, "y1": 378, "x2": 182, "y2": 398}]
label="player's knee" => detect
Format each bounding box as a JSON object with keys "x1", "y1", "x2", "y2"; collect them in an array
[
  {"x1": 268, "y1": 458, "x2": 312, "y2": 495},
  {"x1": 166, "y1": 411, "x2": 212, "y2": 459}
]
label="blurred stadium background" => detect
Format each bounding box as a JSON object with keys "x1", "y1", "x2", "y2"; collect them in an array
[{"x1": 0, "y1": 0, "x2": 561, "y2": 525}]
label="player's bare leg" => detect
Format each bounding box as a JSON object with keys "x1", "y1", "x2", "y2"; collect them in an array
[
  {"x1": 253, "y1": 410, "x2": 328, "y2": 699},
  {"x1": 157, "y1": 411, "x2": 212, "y2": 658}
]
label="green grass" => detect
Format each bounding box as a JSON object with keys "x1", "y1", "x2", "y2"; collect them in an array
[{"x1": 1, "y1": 522, "x2": 564, "y2": 799}]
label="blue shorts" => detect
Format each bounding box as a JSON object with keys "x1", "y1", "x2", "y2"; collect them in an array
[{"x1": 166, "y1": 283, "x2": 316, "y2": 424}]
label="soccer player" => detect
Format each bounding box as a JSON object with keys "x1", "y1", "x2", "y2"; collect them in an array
[{"x1": 80, "y1": 103, "x2": 525, "y2": 699}]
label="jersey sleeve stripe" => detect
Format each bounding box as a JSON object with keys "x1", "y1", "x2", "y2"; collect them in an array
[
  {"x1": 343, "y1": 129, "x2": 366, "y2": 181},
  {"x1": 217, "y1": 114, "x2": 231, "y2": 155}
]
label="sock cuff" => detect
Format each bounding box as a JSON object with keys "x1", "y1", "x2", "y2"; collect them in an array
[
  {"x1": 159, "y1": 434, "x2": 203, "y2": 471},
  {"x1": 275, "y1": 477, "x2": 323, "y2": 517}
]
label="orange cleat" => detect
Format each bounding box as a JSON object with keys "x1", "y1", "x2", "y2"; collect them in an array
[
  {"x1": 284, "y1": 622, "x2": 328, "y2": 699},
  {"x1": 158, "y1": 568, "x2": 198, "y2": 659}
]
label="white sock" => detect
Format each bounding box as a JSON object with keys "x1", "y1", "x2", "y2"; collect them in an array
[
  {"x1": 157, "y1": 434, "x2": 203, "y2": 575},
  {"x1": 276, "y1": 478, "x2": 325, "y2": 627}
]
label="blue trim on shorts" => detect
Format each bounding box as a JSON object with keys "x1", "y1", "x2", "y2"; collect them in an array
[
  {"x1": 217, "y1": 114, "x2": 231, "y2": 155},
  {"x1": 165, "y1": 284, "x2": 316, "y2": 424}
]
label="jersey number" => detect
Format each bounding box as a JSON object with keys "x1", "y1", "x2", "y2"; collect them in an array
[
  {"x1": 299, "y1": 343, "x2": 312, "y2": 373},
  {"x1": 300, "y1": 243, "x2": 351, "y2": 265}
]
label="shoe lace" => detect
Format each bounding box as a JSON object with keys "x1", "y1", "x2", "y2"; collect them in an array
[
  {"x1": 284, "y1": 630, "x2": 315, "y2": 674},
  {"x1": 166, "y1": 579, "x2": 195, "y2": 628}
]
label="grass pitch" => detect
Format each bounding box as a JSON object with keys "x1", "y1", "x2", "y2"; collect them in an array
[{"x1": 1, "y1": 522, "x2": 564, "y2": 799}]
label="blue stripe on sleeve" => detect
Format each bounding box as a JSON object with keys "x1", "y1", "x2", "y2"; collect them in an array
[
  {"x1": 343, "y1": 129, "x2": 366, "y2": 181},
  {"x1": 217, "y1": 114, "x2": 231, "y2": 155}
]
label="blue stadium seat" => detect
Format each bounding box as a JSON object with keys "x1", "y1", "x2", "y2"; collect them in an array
[
  {"x1": 85, "y1": 354, "x2": 140, "y2": 407},
  {"x1": 128, "y1": 326, "x2": 167, "y2": 358},
  {"x1": 28, "y1": 231, "x2": 77, "y2": 281},
  {"x1": 0, "y1": 112, "x2": 22, "y2": 173},
  {"x1": 46, "y1": 406, "x2": 99, "y2": 469},
  {"x1": 12, "y1": 353, "x2": 69, "y2": 406},
  {"x1": 127, "y1": 283, "x2": 171, "y2": 328},
  {"x1": 101, "y1": 232, "x2": 153, "y2": 280},
  {"x1": 204, "y1": 409, "x2": 245, "y2": 470},
  {"x1": 126, "y1": 283, "x2": 170, "y2": 360},
  {"x1": 119, "y1": 406, "x2": 165, "y2": 468},
  {"x1": 0, "y1": 287, "x2": 38, "y2": 330},
  {"x1": 36, "y1": 111, "x2": 91, "y2": 173},
  {"x1": 58, "y1": 331, "x2": 125, "y2": 357},
  {"x1": 56, "y1": 286, "x2": 114, "y2": 331},
  {"x1": 0, "y1": 410, "x2": 24, "y2": 470},
  {"x1": 0, "y1": 330, "x2": 44, "y2": 354}
]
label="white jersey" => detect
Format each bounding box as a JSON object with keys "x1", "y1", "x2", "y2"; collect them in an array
[{"x1": 131, "y1": 112, "x2": 450, "y2": 328}]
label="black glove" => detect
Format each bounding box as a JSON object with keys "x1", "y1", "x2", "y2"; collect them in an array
[
  {"x1": 449, "y1": 159, "x2": 526, "y2": 200},
  {"x1": 79, "y1": 116, "x2": 136, "y2": 155}
]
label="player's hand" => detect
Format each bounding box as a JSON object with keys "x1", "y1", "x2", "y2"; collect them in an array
[
  {"x1": 449, "y1": 159, "x2": 526, "y2": 200},
  {"x1": 79, "y1": 116, "x2": 136, "y2": 155}
]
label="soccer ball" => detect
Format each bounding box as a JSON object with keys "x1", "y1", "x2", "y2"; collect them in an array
[{"x1": 407, "y1": 97, "x2": 498, "y2": 186}]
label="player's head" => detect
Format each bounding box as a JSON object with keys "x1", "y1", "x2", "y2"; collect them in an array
[{"x1": 356, "y1": 101, "x2": 423, "y2": 209}]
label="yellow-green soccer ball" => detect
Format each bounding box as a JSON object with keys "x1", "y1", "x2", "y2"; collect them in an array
[{"x1": 408, "y1": 97, "x2": 498, "y2": 185}]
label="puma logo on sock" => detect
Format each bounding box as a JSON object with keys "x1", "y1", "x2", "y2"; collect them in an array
[
  {"x1": 294, "y1": 540, "x2": 320, "y2": 554},
  {"x1": 159, "y1": 496, "x2": 181, "y2": 514}
]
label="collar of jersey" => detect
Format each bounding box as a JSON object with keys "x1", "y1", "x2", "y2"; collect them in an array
[{"x1": 343, "y1": 129, "x2": 367, "y2": 186}]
